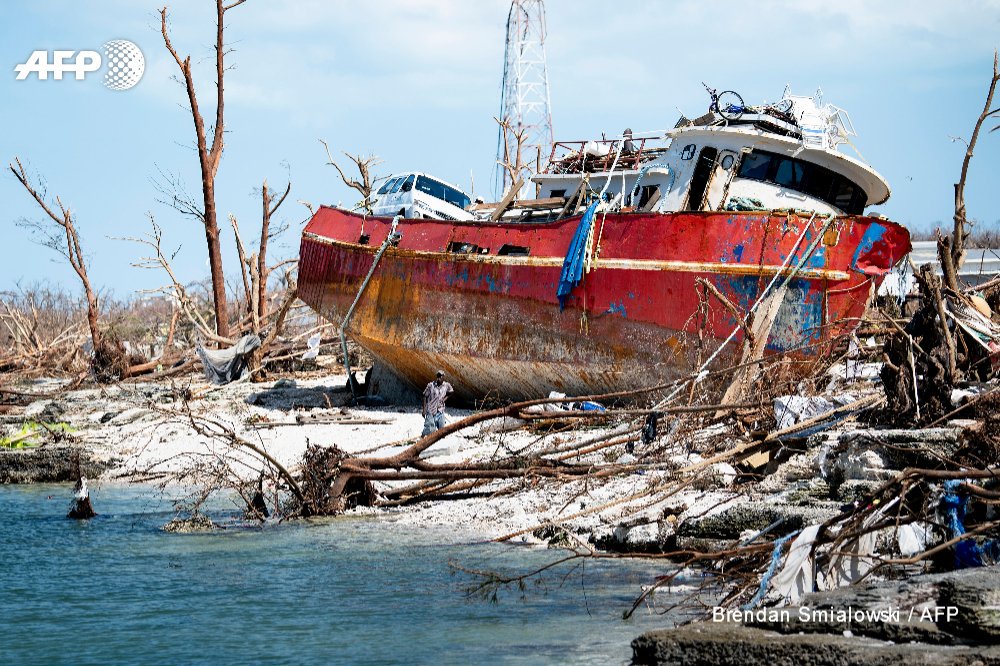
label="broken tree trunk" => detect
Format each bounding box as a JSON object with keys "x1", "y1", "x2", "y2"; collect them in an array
[
  {"x1": 67, "y1": 452, "x2": 96, "y2": 520},
  {"x1": 940, "y1": 51, "x2": 1000, "y2": 291}
]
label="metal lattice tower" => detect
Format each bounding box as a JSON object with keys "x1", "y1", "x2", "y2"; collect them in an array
[{"x1": 495, "y1": 0, "x2": 554, "y2": 198}]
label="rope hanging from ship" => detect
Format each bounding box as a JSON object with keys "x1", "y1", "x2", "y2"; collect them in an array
[{"x1": 590, "y1": 136, "x2": 625, "y2": 267}]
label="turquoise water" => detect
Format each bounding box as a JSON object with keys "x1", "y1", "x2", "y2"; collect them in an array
[{"x1": 0, "y1": 484, "x2": 676, "y2": 665}]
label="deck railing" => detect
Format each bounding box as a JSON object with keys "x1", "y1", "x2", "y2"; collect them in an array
[{"x1": 545, "y1": 137, "x2": 667, "y2": 174}]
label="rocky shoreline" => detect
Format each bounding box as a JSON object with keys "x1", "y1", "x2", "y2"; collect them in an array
[
  {"x1": 632, "y1": 565, "x2": 1000, "y2": 665},
  {"x1": 3, "y1": 372, "x2": 998, "y2": 666},
  {"x1": 0, "y1": 446, "x2": 112, "y2": 484}
]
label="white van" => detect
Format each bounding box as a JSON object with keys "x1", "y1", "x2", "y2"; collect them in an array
[{"x1": 371, "y1": 172, "x2": 474, "y2": 221}]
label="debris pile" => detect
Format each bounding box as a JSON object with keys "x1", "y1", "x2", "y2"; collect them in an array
[{"x1": 881, "y1": 264, "x2": 999, "y2": 423}]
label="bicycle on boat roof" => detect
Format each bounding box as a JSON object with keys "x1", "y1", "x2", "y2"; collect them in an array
[{"x1": 702, "y1": 83, "x2": 793, "y2": 122}]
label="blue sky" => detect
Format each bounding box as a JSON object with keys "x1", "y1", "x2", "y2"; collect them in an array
[{"x1": 2, "y1": 0, "x2": 999, "y2": 296}]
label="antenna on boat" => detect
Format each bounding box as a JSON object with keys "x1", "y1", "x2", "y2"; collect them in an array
[{"x1": 494, "y1": 0, "x2": 554, "y2": 200}]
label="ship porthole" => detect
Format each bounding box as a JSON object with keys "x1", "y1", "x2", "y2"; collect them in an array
[{"x1": 720, "y1": 154, "x2": 735, "y2": 170}]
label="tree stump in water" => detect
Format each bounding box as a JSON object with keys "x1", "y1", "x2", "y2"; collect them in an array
[{"x1": 67, "y1": 452, "x2": 96, "y2": 520}]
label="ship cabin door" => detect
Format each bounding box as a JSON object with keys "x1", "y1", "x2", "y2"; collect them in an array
[
  {"x1": 684, "y1": 147, "x2": 717, "y2": 211},
  {"x1": 704, "y1": 150, "x2": 740, "y2": 211}
]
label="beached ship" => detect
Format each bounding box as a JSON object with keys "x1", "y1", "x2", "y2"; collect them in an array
[{"x1": 298, "y1": 88, "x2": 911, "y2": 400}]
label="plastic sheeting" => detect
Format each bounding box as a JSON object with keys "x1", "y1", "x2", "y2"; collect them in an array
[
  {"x1": 301, "y1": 333, "x2": 321, "y2": 361},
  {"x1": 897, "y1": 522, "x2": 932, "y2": 557},
  {"x1": 940, "y1": 480, "x2": 1000, "y2": 568},
  {"x1": 825, "y1": 499, "x2": 896, "y2": 589},
  {"x1": 771, "y1": 524, "x2": 820, "y2": 603},
  {"x1": 556, "y1": 201, "x2": 601, "y2": 309},
  {"x1": 773, "y1": 394, "x2": 857, "y2": 430},
  {"x1": 196, "y1": 334, "x2": 261, "y2": 385}
]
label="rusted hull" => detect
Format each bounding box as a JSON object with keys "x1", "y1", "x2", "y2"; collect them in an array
[{"x1": 298, "y1": 207, "x2": 910, "y2": 400}]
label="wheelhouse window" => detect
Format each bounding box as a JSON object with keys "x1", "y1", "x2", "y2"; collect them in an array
[
  {"x1": 773, "y1": 158, "x2": 804, "y2": 189},
  {"x1": 736, "y1": 150, "x2": 867, "y2": 214},
  {"x1": 415, "y1": 176, "x2": 471, "y2": 210},
  {"x1": 739, "y1": 152, "x2": 771, "y2": 180}
]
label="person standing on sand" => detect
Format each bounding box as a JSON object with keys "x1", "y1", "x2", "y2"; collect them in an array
[{"x1": 422, "y1": 370, "x2": 454, "y2": 436}]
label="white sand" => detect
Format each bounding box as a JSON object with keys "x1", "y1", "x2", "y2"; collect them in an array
[{"x1": 18, "y1": 371, "x2": 736, "y2": 544}]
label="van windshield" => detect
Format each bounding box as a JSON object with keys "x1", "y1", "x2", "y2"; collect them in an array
[
  {"x1": 377, "y1": 177, "x2": 400, "y2": 195},
  {"x1": 389, "y1": 176, "x2": 409, "y2": 194},
  {"x1": 415, "y1": 175, "x2": 471, "y2": 210}
]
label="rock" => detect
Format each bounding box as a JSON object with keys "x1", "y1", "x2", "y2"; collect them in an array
[
  {"x1": 834, "y1": 479, "x2": 883, "y2": 504},
  {"x1": 823, "y1": 446, "x2": 893, "y2": 483},
  {"x1": 756, "y1": 452, "x2": 818, "y2": 493},
  {"x1": 632, "y1": 621, "x2": 1000, "y2": 665},
  {"x1": 708, "y1": 463, "x2": 737, "y2": 485},
  {"x1": 777, "y1": 478, "x2": 833, "y2": 505},
  {"x1": 632, "y1": 566, "x2": 1000, "y2": 665},
  {"x1": 676, "y1": 500, "x2": 839, "y2": 541},
  {"x1": 0, "y1": 446, "x2": 110, "y2": 484},
  {"x1": 163, "y1": 513, "x2": 217, "y2": 533},
  {"x1": 615, "y1": 521, "x2": 662, "y2": 545},
  {"x1": 24, "y1": 400, "x2": 66, "y2": 422},
  {"x1": 107, "y1": 407, "x2": 158, "y2": 425},
  {"x1": 593, "y1": 519, "x2": 674, "y2": 553},
  {"x1": 749, "y1": 567, "x2": 1000, "y2": 644},
  {"x1": 835, "y1": 428, "x2": 965, "y2": 471}
]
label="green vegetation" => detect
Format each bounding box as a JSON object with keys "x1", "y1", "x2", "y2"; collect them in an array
[{"x1": 0, "y1": 421, "x2": 74, "y2": 449}]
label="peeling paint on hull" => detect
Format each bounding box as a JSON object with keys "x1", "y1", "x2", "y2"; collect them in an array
[{"x1": 298, "y1": 208, "x2": 910, "y2": 400}]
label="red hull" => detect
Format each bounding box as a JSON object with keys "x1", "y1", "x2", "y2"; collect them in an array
[{"x1": 298, "y1": 207, "x2": 909, "y2": 400}]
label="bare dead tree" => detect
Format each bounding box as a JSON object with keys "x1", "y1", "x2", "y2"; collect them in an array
[
  {"x1": 6, "y1": 159, "x2": 177, "y2": 380},
  {"x1": 939, "y1": 50, "x2": 1000, "y2": 291},
  {"x1": 495, "y1": 116, "x2": 529, "y2": 196},
  {"x1": 229, "y1": 196, "x2": 298, "y2": 380},
  {"x1": 159, "y1": 0, "x2": 249, "y2": 341},
  {"x1": 127, "y1": 216, "x2": 234, "y2": 346},
  {"x1": 257, "y1": 179, "x2": 291, "y2": 321},
  {"x1": 128, "y1": 210, "x2": 298, "y2": 382},
  {"x1": 6, "y1": 158, "x2": 126, "y2": 379},
  {"x1": 320, "y1": 140, "x2": 382, "y2": 213},
  {"x1": 10, "y1": 158, "x2": 101, "y2": 352},
  {"x1": 230, "y1": 180, "x2": 294, "y2": 326}
]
